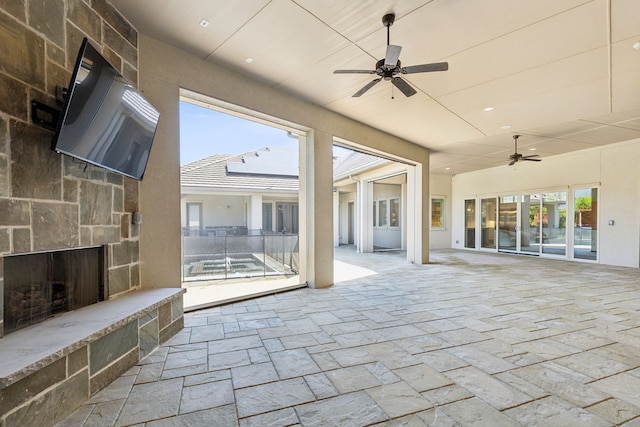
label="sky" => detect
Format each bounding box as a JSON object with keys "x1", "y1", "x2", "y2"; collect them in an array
[
  {"x1": 179, "y1": 101, "x2": 298, "y2": 165},
  {"x1": 179, "y1": 100, "x2": 353, "y2": 166}
]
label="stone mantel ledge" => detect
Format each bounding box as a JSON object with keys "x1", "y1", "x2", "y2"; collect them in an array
[{"x1": 0, "y1": 288, "x2": 185, "y2": 388}]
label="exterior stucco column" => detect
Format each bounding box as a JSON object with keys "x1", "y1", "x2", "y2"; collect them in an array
[
  {"x1": 299, "y1": 130, "x2": 334, "y2": 288},
  {"x1": 359, "y1": 179, "x2": 374, "y2": 253},
  {"x1": 249, "y1": 194, "x2": 263, "y2": 230},
  {"x1": 405, "y1": 163, "x2": 429, "y2": 264},
  {"x1": 333, "y1": 190, "x2": 340, "y2": 247}
]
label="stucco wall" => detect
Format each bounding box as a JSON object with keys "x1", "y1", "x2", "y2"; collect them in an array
[
  {"x1": 430, "y1": 174, "x2": 453, "y2": 249},
  {"x1": 138, "y1": 36, "x2": 432, "y2": 288},
  {"x1": 182, "y1": 195, "x2": 246, "y2": 229},
  {"x1": 451, "y1": 139, "x2": 640, "y2": 267}
]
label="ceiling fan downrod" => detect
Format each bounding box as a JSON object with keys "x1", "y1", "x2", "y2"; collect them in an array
[{"x1": 383, "y1": 13, "x2": 395, "y2": 45}]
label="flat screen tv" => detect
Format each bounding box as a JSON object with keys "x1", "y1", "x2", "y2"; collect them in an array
[{"x1": 52, "y1": 38, "x2": 159, "y2": 180}]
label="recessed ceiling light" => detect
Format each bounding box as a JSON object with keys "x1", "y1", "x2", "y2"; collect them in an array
[
  {"x1": 245, "y1": 57, "x2": 254, "y2": 63},
  {"x1": 445, "y1": 167, "x2": 451, "y2": 170},
  {"x1": 500, "y1": 124, "x2": 512, "y2": 130},
  {"x1": 483, "y1": 107, "x2": 494, "y2": 112},
  {"x1": 634, "y1": 41, "x2": 640, "y2": 50},
  {"x1": 529, "y1": 148, "x2": 537, "y2": 151},
  {"x1": 199, "y1": 19, "x2": 210, "y2": 28}
]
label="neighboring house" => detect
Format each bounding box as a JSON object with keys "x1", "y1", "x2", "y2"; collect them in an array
[
  {"x1": 333, "y1": 152, "x2": 452, "y2": 253},
  {"x1": 180, "y1": 146, "x2": 299, "y2": 236},
  {"x1": 333, "y1": 151, "x2": 413, "y2": 253},
  {"x1": 181, "y1": 144, "x2": 436, "y2": 254}
]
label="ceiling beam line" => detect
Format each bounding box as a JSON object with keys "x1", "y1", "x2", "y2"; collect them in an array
[{"x1": 606, "y1": 0, "x2": 613, "y2": 114}]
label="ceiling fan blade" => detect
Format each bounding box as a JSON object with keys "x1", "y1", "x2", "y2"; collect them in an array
[
  {"x1": 508, "y1": 159, "x2": 517, "y2": 166},
  {"x1": 352, "y1": 78, "x2": 381, "y2": 97},
  {"x1": 391, "y1": 77, "x2": 417, "y2": 97},
  {"x1": 522, "y1": 154, "x2": 540, "y2": 159},
  {"x1": 523, "y1": 158, "x2": 542, "y2": 162},
  {"x1": 402, "y1": 62, "x2": 449, "y2": 74},
  {"x1": 385, "y1": 45, "x2": 402, "y2": 67},
  {"x1": 334, "y1": 69, "x2": 376, "y2": 74}
]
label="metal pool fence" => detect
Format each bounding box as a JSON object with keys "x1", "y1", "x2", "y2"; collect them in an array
[{"x1": 181, "y1": 231, "x2": 299, "y2": 281}]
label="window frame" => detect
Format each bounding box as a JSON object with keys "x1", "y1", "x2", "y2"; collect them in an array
[
  {"x1": 431, "y1": 197, "x2": 446, "y2": 230},
  {"x1": 373, "y1": 197, "x2": 401, "y2": 229}
]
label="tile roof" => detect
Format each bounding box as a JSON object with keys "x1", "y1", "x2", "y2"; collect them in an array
[
  {"x1": 333, "y1": 151, "x2": 385, "y2": 178},
  {"x1": 180, "y1": 147, "x2": 299, "y2": 192},
  {"x1": 181, "y1": 147, "x2": 387, "y2": 192}
]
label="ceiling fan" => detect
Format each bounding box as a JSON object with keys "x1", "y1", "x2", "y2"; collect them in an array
[
  {"x1": 509, "y1": 135, "x2": 541, "y2": 166},
  {"x1": 334, "y1": 13, "x2": 448, "y2": 97}
]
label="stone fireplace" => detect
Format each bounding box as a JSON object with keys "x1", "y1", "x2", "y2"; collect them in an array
[
  {"x1": 0, "y1": 2, "x2": 185, "y2": 426},
  {"x1": 3, "y1": 246, "x2": 107, "y2": 335}
]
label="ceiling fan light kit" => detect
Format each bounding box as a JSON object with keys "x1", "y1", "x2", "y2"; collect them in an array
[
  {"x1": 508, "y1": 135, "x2": 541, "y2": 166},
  {"x1": 334, "y1": 13, "x2": 449, "y2": 97}
]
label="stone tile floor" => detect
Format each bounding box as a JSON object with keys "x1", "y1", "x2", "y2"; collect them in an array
[{"x1": 58, "y1": 247, "x2": 640, "y2": 426}]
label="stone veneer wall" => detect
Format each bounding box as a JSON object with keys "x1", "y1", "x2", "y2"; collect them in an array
[
  {"x1": 0, "y1": 0, "x2": 142, "y2": 338},
  {"x1": 0, "y1": 288, "x2": 184, "y2": 426}
]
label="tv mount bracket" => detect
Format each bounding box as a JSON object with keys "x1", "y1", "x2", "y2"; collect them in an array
[
  {"x1": 31, "y1": 86, "x2": 67, "y2": 131},
  {"x1": 31, "y1": 100, "x2": 60, "y2": 131},
  {"x1": 55, "y1": 86, "x2": 68, "y2": 103}
]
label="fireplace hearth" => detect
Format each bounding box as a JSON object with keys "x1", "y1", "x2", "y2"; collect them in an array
[{"x1": 3, "y1": 246, "x2": 107, "y2": 335}]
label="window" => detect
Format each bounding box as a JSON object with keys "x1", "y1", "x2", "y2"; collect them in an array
[
  {"x1": 276, "y1": 202, "x2": 299, "y2": 233},
  {"x1": 262, "y1": 203, "x2": 272, "y2": 232},
  {"x1": 378, "y1": 199, "x2": 388, "y2": 227},
  {"x1": 375, "y1": 197, "x2": 401, "y2": 229},
  {"x1": 431, "y1": 198, "x2": 445, "y2": 230},
  {"x1": 465, "y1": 199, "x2": 476, "y2": 248},
  {"x1": 390, "y1": 198, "x2": 399, "y2": 227},
  {"x1": 186, "y1": 202, "x2": 202, "y2": 236}
]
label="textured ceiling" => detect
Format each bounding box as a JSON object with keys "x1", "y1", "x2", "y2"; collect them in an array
[{"x1": 110, "y1": 0, "x2": 640, "y2": 174}]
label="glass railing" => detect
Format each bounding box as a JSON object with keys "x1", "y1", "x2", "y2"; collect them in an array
[{"x1": 181, "y1": 230, "x2": 299, "y2": 281}]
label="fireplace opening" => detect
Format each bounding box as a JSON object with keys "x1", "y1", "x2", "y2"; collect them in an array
[{"x1": 3, "y1": 246, "x2": 107, "y2": 335}]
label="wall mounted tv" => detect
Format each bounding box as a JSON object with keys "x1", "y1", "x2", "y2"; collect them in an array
[{"x1": 52, "y1": 38, "x2": 159, "y2": 180}]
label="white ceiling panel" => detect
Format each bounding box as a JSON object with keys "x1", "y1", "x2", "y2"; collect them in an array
[
  {"x1": 586, "y1": 107, "x2": 640, "y2": 123},
  {"x1": 110, "y1": 0, "x2": 640, "y2": 174},
  {"x1": 111, "y1": 0, "x2": 270, "y2": 59},
  {"x1": 425, "y1": 1, "x2": 607, "y2": 97},
  {"x1": 452, "y1": 133, "x2": 522, "y2": 149},
  {"x1": 526, "y1": 138, "x2": 600, "y2": 154},
  {"x1": 612, "y1": 70, "x2": 640, "y2": 113},
  {"x1": 526, "y1": 120, "x2": 603, "y2": 137},
  {"x1": 327, "y1": 93, "x2": 483, "y2": 146},
  {"x1": 293, "y1": 0, "x2": 433, "y2": 43},
  {"x1": 474, "y1": 79, "x2": 611, "y2": 133},
  {"x1": 277, "y1": 45, "x2": 375, "y2": 104},
  {"x1": 434, "y1": 142, "x2": 509, "y2": 157},
  {"x1": 561, "y1": 125, "x2": 640, "y2": 145},
  {"x1": 355, "y1": 0, "x2": 595, "y2": 65},
  {"x1": 210, "y1": 0, "x2": 351, "y2": 86},
  {"x1": 610, "y1": 0, "x2": 640, "y2": 42},
  {"x1": 439, "y1": 48, "x2": 609, "y2": 131},
  {"x1": 611, "y1": 38, "x2": 640, "y2": 76}
]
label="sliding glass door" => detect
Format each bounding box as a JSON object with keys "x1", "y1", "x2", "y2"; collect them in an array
[
  {"x1": 466, "y1": 189, "x2": 593, "y2": 261},
  {"x1": 498, "y1": 196, "x2": 518, "y2": 252},
  {"x1": 481, "y1": 198, "x2": 496, "y2": 249},
  {"x1": 495, "y1": 191, "x2": 567, "y2": 256},
  {"x1": 520, "y1": 194, "x2": 541, "y2": 254},
  {"x1": 574, "y1": 188, "x2": 597, "y2": 260},
  {"x1": 542, "y1": 192, "x2": 567, "y2": 256}
]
